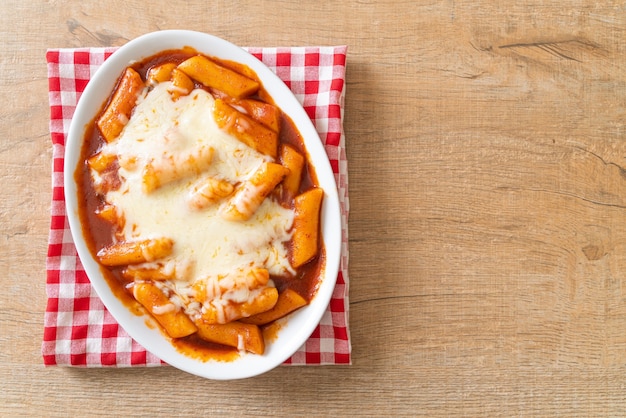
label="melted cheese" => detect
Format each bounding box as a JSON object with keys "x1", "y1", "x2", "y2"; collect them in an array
[{"x1": 100, "y1": 82, "x2": 294, "y2": 320}]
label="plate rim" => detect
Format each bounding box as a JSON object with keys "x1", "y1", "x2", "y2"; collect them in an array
[{"x1": 64, "y1": 30, "x2": 342, "y2": 380}]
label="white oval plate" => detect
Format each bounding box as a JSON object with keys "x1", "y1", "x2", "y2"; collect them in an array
[{"x1": 65, "y1": 30, "x2": 342, "y2": 380}]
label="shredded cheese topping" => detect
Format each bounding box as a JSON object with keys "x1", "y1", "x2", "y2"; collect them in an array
[{"x1": 97, "y1": 81, "x2": 295, "y2": 322}]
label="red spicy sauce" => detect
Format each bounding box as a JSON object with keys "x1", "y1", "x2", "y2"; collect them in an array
[{"x1": 75, "y1": 48, "x2": 325, "y2": 360}]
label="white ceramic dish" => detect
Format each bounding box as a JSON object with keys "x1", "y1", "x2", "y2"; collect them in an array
[{"x1": 64, "y1": 30, "x2": 341, "y2": 380}]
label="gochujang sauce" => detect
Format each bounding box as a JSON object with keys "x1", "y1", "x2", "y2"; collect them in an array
[{"x1": 75, "y1": 48, "x2": 325, "y2": 360}]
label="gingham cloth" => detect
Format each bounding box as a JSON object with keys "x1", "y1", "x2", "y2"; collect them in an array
[{"x1": 43, "y1": 45, "x2": 350, "y2": 367}]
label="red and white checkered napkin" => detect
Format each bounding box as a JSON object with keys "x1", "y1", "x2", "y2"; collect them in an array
[{"x1": 42, "y1": 46, "x2": 350, "y2": 367}]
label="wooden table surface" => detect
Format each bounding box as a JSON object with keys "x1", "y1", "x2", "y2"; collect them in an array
[{"x1": 3, "y1": 1, "x2": 626, "y2": 416}]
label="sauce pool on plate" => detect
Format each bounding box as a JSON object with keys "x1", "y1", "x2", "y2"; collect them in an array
[{"x1": 75, "y1": 48, "x2": 326, "y2": 361}]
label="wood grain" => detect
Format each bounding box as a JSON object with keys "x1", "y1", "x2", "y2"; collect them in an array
[{"x1": 2, "y1": 0, "x2": 626, "y2": 416}]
